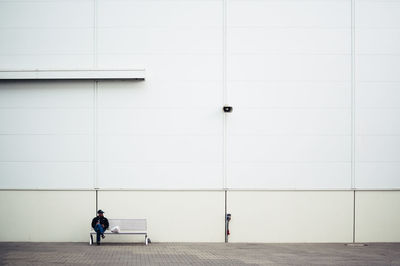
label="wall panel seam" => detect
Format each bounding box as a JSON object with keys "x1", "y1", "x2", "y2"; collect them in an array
[
  {"x1": 93, "y1": 0, "x2": 98, "y2": 189},
  {"x1": 223, "y1": 0, "x2": 228, "y2": 189},
  {"x1": 351, "y1": 0, "x2": 356, "y2": 189}
]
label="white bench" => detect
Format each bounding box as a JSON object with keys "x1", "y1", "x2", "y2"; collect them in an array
[{"x1": 90, "y1": 218, "x2": 148, "y2": 245}]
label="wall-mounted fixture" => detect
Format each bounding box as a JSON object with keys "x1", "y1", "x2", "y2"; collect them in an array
[
  {"x1": 225, "y1": 213, "x2": 232, "y2": 242},
  {"x1": 223, "y1": 106, "x2": 233, "y2": 113}
]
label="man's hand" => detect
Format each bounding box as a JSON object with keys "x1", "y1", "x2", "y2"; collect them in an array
[{"x1": 102, "y1": 224, "x2": 105, "y2": 228}]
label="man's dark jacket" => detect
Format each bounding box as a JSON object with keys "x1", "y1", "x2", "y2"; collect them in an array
[{"x1": 91, "y1": 216, "x2": 109, "y2": 231}]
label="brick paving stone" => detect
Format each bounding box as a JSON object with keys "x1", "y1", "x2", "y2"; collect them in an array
[{"x1": 0, "y1": 242, "x2": 400, "y2": 265}]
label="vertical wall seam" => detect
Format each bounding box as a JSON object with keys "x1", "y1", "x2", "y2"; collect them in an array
[
  {"x1": 351, "y1": 0, "x2": 356, "y2": 243},
  {"x1": 222, "y1": 0, "x2": 228, "y2": 190},
  {"x1": 351, "y1": 0, "x2": 356, "y2": 189},
  {"x1": 222, "y1": 0, "x2": 228, "y2": 242},
  {"x1": 93, "y1": 0, "x2": 98, "y2": 68},
  {"x1": 96, "y1": 190, "x2": 98, "y2": 214},
  {"x1": 93, "y1": 0, "x2": 98, "y2": 190},
  {"x1": 94, "y1": 81, "x2": 98, "y2": 189}
]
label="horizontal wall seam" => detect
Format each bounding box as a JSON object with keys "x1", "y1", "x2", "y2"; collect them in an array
[{"x1": 1, "y1": 189, "x2": 400, "y2": 192}]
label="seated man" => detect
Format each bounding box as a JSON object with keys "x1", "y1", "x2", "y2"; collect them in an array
[{"x1": 91, "y1": 209, "x2": 109, "y2": 245}]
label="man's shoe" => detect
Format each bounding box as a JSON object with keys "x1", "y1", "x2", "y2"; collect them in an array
[
  {"x1": 101, "y1": 234, "x2": 105, "y2": 239},
  {"x1": 97, "y1": 242, "x2": 100, "y2": 246}
]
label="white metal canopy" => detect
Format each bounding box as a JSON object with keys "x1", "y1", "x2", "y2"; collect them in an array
[{"x1": 0, "y1": 69, "x2": 145, "y2": 80}]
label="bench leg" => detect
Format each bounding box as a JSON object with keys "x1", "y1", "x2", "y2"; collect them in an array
[
  {"x1": 145, "y1": 235, "x2": 148, "y2": 245},
  {"x1": 89, "y1": 234, "x2": 93, "y2": 245}
]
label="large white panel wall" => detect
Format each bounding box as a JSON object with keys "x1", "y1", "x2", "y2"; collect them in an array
[
  {"x1": 0, "y1": 82, "x2": 94, "y2": 189},
  {"x1": 355, "y1": 0, "x2": 400, "y2": 189},
  {"x1": 0, "y1": 0, "x2": 399, "y2": 192},
  {"x1": 95, "y1": 0, "x2": 224, "y2": 189},
  {"x1": 0, "y1": 0, "x2": 94, "y2": 69},
  {"x1": 0, "y1": 0, "x2": 95, "y2": 189},
  {"x1": 227, "y1": 0, "x2": 352, "y2": 189}
]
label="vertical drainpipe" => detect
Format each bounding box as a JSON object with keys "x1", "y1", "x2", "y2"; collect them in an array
[{"x1": 225, "y1": 191, "x2": 228, "y2": 243}]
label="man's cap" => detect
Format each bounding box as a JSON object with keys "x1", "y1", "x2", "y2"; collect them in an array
[{"x1": 97, "y1": 209, "x2": 104, "y2": 214}]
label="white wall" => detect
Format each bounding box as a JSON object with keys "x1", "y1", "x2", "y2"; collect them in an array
[
  {"x1": 356, "y1": 191, "x2": 400, "y2": 242},
  {"x1": 355, "y1": 0, "x2": 400, "y2": 189},
  {"x1": 0, "y1": 0, "x2": 94, "y2": 69},
  {"x1": 98, "y1": 191, "x2": 225, "y2": 242},
  {"x1": 0, "y1": 191, "x2": 95, "y2": 242},
  {"x1": 96, "y1": 81, "x2": 223, "y2": 189},
  {"x1": 95, "y1": 0, "x2": 224, "y2": 189},
  {"x1": 227, "y1": 0, "x2": 352, "y2": 190},
  {"x1": 0, "y1": 0, "x2": 400, "y2": 243},
  {"x1": 1, "y1": 0, "x2": 399, "y2": 191},
  {"x1": 0, "y1": 81, "x2": 94, "y2": 189},
  {"x1": 227, "y1": 191, "x2": 353, "y2": 243}
]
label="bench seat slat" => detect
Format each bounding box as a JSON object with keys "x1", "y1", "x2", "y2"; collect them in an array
[{"x1": 90, "y1": 231, "x2": 147, "y2": 234}]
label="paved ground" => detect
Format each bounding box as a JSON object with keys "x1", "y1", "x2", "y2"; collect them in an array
[{"x1": 0, "y1": 242, "x2": 399, "y2": 265}]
